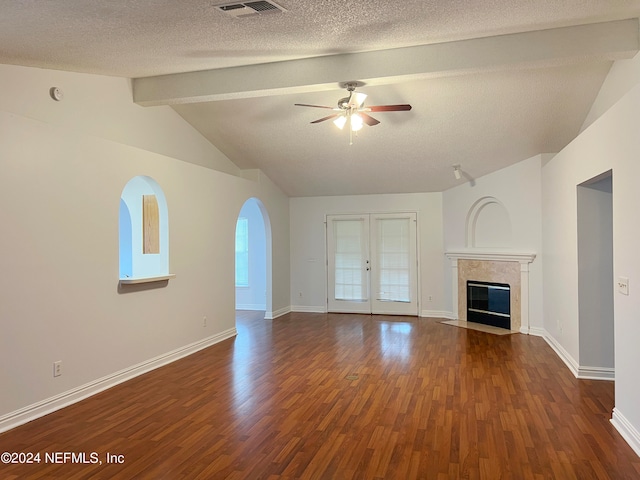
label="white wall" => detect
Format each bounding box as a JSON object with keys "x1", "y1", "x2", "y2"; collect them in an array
[
  {"x1": 442, "y1": 155, "x2": 544, "y2": 330},
  {"x1": 290, "y1": 193, "x2": 446, "y2": 316},
  {"x1": 0, "y1": 64, "x2": 289, "y2": 430},
  {"x1": 0, "y1": 64, "x2": 241, "y2": 175},
  {"x1": 542, "y1": 80, "x2": 640, "y2": 455}
]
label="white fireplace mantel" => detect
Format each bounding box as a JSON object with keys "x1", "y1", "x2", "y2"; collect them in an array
[
  {"x1": 445, "y1": 250, "x2": 536, "y2": 334},
  {"x1": 445, "y1": 250, "x2": 536, "y2": 264}
]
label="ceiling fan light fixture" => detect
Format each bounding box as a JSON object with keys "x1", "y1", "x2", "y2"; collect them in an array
[
  {"x1": 333, "y1": 116, "x2": 347, "y2": 130},
  {"x1": 295, "y1": 82, "x2": 412, "y2": 143},
  {"x1": 353, "y1": 92, "x2": 367, "y2": 107},
  {"x1": 350, "y1": 113, "x2": 364, "y2": 131}
]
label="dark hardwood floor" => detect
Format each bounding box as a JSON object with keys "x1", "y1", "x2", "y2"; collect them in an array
[{"x1": 1, "y1": 311, "x2": 639, "y2": 479}]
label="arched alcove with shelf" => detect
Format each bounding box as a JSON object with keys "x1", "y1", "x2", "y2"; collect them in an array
[{"x1": 119, "y1": 176, "x2": 172, "y2": 283}]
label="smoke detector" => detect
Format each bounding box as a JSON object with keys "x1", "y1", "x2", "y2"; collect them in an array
[{"x1": 216, "y1": 1, "x2": 286, "y2": 18}]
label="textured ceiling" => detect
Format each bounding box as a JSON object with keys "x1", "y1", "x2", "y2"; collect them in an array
[
  {"x1": 2, "y1": 1, "x2": 640, "y2": 196},
  {"x1": 1, "y1": 0, "x2": 639, "y2": 78}
]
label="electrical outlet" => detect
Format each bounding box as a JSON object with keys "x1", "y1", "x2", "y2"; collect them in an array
[
  {"x1": 428, "y1": 295, "x2": 432, "y2": 302},
  {"x1": 298, "y1": 292, "x2": 302, "y2": 298},
  {"x1": 53, "y1": 361, "x2": 62, "y2": 377},
  {"x1": 203, "y1": 316, "x2": 207, "y2": 327}
]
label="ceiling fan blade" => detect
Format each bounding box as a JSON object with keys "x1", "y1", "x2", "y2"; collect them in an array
[
  {"x1": 311, "y1": 113, "x2": 341, "y2": 124},
  {"x1": 294, "y1": 103, "x2": 334, "y2": 109},
  {"x1": 367, "y1": 104, "x2": 412, "y2": 112},
  {"x1": 360, "y1": 113, "x2": 380, "y2": 126}
]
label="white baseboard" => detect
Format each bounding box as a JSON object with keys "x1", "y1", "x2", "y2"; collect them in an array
[
  {"x1": 0, "y1": 328, "x2": 237, "y2": 435},
  {"x1": 611, "y1": 408, "x2": 640, "y2": 457},
  {"x1": 420, "y1": 310, "x2": 456, "y2": 319},
  {"x1": 291, "y1": 305, "x2": 327, "y2": 313},
  {"x1": 541, "y1": 330, "x2": 615, "y2": 380},
  {"x1": 542, "y1": 331, "x2": 579, "y2": 377},
  {"x1": 577, "y1": 365, "x2": 615, "y2": 381},
  {"x1": 235, "y1": 303, "x2": 266, "y2": 311},
  {"x1": 528, "y1": 326, "x2": 547, "y2": 337},
  {"x1": 265, "y1": 306, "x2": 291, "y2": 320}
]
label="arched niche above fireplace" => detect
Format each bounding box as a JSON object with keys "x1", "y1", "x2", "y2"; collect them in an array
[{"x1": 466, "y1": 196, "x2": 512, "y2": 248}]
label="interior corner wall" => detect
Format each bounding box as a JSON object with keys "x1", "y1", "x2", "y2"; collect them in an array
[
  {"x1": 581, "y1": 52, "x2": 640, "y2": 132},
  {"x1": 542, "y1": 80, "x2": 640, "y2": 455},
  {"x1": 442, "y1": 155, "x2": 544, "y2": 330},
  {"x1": 250, "y1": 171, "x2": 291, "y2": 317},
  {"x1": 289, "y1": 193, "x2": 445, "y2": 316},
  {"x1": 0, "y1": 64, "x2": 290, "y2": 428}
]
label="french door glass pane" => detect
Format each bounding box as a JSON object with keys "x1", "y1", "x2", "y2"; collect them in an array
[
  {"x1": 376, "y1": 218, "x2": 411, "y2": 302},
  {"x1": 333, "y1": 219, "x2": 367, "y2": 301}
]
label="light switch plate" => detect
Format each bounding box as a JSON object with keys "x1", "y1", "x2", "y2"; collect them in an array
[{"x1": 617, "y1": 277, "x2": 629, "y2": 295}]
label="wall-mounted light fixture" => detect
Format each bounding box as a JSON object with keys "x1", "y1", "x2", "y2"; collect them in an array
[{"x1": 453, "y1": 165, "x2": 462, "y2": 180}]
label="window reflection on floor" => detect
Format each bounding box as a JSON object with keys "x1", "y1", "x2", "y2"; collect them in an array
[
  {"x1": 232, "y1": 311, "x2": 268, "y2": 416},
  {"x1": 379, "y1": 321, "x2": 413, "y2": 362}
]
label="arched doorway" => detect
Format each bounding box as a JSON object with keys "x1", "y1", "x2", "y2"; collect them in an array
[{"x1": 235, "y1": 197, "x2": 273, "y2": 318}]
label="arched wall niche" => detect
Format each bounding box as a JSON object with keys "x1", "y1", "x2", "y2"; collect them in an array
[
  {"x1": 465, "y1": 196, "x2": 512, "y2": 249},
  {"x1": 119, "y1": 176, "x2": 169, "y2": 280}
]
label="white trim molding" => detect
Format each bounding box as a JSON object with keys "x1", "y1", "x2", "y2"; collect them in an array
[
  {"x1": 577, "y1": 366, "x2": 615, "y2": 381},
  {"x1": 528, "y1": 326, "x2": 547, "y2": 337},
  {"x1": 540, "y1": 330, "x2": 615, "y2": 381},
  {"x1": 265, "y1": 306, "x2": 291, "y2": 319},
  {"x1": 611, "y1": 408, "x2": 640, "y2": 458},
  {"x1": 542, "y1": 332, "x2": 579, "y2": 377},
  {"x1": 445, "y1": 250, "x2": 536, "y2": 263},
  {"x1": 291, "y1": 305, "x2": 327, "y2": 313},
  {"x1": 236, "y1": 303, "x2": 267, "y2": 311},
  {"x1": 420, "y1": 310, "x2": 456, "y2": 319},
  {"x1": 119, "y1": 273, "x2": 176, "y2": 285},
  {"x1": 0, "y1": 328, "x2": 237, "y2": 434}
]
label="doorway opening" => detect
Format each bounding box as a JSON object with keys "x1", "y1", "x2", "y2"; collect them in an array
[
  {"x1": 577, "y1": 170, "x2": 614, "y2": 380},
  {"x1": 235, "y1": 198, "x2": 273, "y2": 319}
]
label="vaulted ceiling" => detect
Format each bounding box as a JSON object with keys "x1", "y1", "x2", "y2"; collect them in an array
[{"x1": 2, "y1": 1, "x2": 639, "y2": 196}]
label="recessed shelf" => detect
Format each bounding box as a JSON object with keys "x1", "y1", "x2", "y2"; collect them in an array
[{"x1": 119, "y1": 274, "x2": 176, "y2": 285}]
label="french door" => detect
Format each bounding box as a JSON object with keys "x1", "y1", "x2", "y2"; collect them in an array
[{"x1": 326, "y1": 213, "x2": 418, "y2": 315}]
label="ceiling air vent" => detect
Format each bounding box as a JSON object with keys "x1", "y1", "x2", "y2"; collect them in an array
[{"x1": 216, "y1": 1, "x2": 286, "y2": 18}]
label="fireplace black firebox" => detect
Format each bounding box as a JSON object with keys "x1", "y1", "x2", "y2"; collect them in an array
[{"x1": 467, "y1": 281, "x2": 511, "y2": 330}]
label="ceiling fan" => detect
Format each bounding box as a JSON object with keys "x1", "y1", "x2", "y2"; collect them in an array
[{"x1": 294, "y1": 82, "x2": 412, "y2": 144}]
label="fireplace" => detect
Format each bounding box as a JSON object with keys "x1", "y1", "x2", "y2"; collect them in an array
[
  {"x1": 446, "y1": 251, "x2": 536, "y2": 333},
  {"x1": 467, "y1": 281, "x2": 511, "y2": 329}
]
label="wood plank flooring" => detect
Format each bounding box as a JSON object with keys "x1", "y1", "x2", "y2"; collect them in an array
[{"x1": 1, "y1": 311, "x2": 639, "y2": 479}]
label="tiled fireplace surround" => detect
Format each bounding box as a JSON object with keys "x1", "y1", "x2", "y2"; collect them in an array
[{"x1": 445, "y1": 251, "x2": 536, "y2": 333}]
